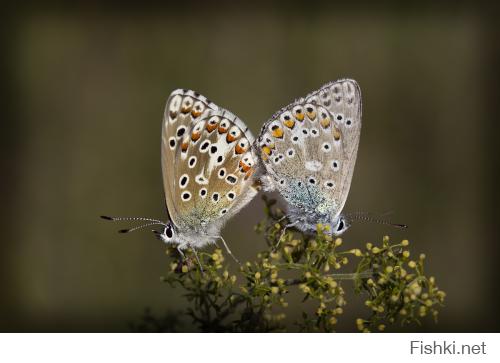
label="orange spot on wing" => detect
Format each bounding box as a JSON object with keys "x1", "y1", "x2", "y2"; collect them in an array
[
  {"x1": 333, "y1": 126, "x2": 341, "y2": 141},
  {"x1": 307, "y1": 110, "x2": 317, "y2": 120},
  {"x1": 235, "y1": 144, "x2": 247, "y2": 154},
  {"x1": 226, "y1": 134, "x2": 237, "y2": 143},
  {"x1": 191, "y1": 131, "x2": 201, "y2": 142},
  {"x1": 218, "y1": 125, "x2": 228, "y2": 134},
  {"x1": 239, "y1": 160, "x2": 251, "y2": 172},
  {"x1": 262, "y1": 145, "x2": 272, "y2": 155},
  {"x1": 271, "y1": 127, "x2": 284, "y2": 138},
  {"x1": 320, "y1": 117, "x2": 331, "y2": 128},
  {"x1": 295, "y1": 112, "x2": 304, "y2": 121},
  {"x1": 181, "y1": 141, "x2": 189, "y2": 152},
  {"x1": 206, "y1": 123, "x2": 218, "y2": 132},
  {"x1": 283, "y1": 119, "x2": 295, "y2": 129},
  {"x1": 169, "y1": 111, "x2": 177, "y2": 119},
  {"x1": 191, "y1": 109, "x2": 202, "y2": 118}
]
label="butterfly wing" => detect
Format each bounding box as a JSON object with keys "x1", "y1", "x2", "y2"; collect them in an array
[
  {"x1": 257, "y1": 79, "x2": 362, "y2": 219},
  {"x1": 162, "y1": 89, "x2": 258, "y2": 234}
]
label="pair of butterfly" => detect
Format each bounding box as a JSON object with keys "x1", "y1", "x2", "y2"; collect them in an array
[{"x1": 102, "y1": 79, "x2": 405, "y2": 263}]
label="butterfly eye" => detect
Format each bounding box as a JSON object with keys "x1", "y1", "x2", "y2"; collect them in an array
[
  {"x1": 165, "y1": 225, "x2": 174, "y2": 239},
  {"x1": 337, "y1": 219, "x2": 344, "y2": 232}
]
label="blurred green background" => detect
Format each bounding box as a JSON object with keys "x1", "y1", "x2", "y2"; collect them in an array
[{"x1": 2, "y1": 1, "x2": 500, "y2": 332}]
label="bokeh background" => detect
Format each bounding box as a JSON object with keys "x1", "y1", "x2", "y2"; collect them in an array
[{"x1": 2, "y1": 1, "x2": 500, "y2": 332}]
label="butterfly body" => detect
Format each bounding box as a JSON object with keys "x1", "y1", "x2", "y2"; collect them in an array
[
  {"x1": 160, "y1": 89, "x2": 259, "y2": 250},
  {"x1": 257, "y1": 79, "x2": 362, "y2": 236}
]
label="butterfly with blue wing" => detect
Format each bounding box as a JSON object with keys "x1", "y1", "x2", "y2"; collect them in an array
[{"x1": 257, "y1": 79, "x2": 405, "y2": 239}]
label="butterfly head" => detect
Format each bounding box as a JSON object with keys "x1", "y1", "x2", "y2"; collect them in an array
[
  {"x1": 154, "y1": 221, "x2": 177, "y2": 244},
  {"x1": 331, "y1": 215, "x2": 350, "y2": 236}
]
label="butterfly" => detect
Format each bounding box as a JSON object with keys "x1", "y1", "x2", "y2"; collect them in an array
[
  {"x1": 102, "y1": 89, "x2": 259, "y2": 263},
  {"x1": 257, "y1": 79, "x2": 364, "y2": 236}
]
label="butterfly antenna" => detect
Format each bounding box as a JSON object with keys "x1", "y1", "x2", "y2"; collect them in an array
[
  {"x1": 100, "y1": 215, "x2": 167, "y2": 233},
  {"x1": 101, "y1": 215, "x2": 166, "y2": 224},
  {"x1": 346, "y1": 212, "x2": 407, "y2": 229},
  {"x1": 117, "y1": 222, "x2": 164, "y2": 234}
]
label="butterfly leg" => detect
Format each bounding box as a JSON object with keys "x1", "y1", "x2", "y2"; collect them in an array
[
  {"x1": 176, "y1": 245, "x2": 185, "y2": 259},
  {"x1": 216, "y1": 236, "x2": 240, "y2": 265},
  {"x1": 191, "y1": 248, "x2": 204, "y2": 274},
  {"x1": 275, "y1": 220, "x2": 299, "y2": 250}
]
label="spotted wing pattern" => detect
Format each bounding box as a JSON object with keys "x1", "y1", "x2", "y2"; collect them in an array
[
  {"x1": 162, "y1": 89, "x2": 258, "y2": 233},
  {"x1": 257, "y1": 79, "x2": 362, "y2": 218}
]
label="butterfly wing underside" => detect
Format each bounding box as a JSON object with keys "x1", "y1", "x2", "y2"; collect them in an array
[
  {"x1": 162, "y1": 89, "x2": 258, "y2": 233},
  {"x1": 258, "y1": 79, "x2": 362, "y2": 219}
]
